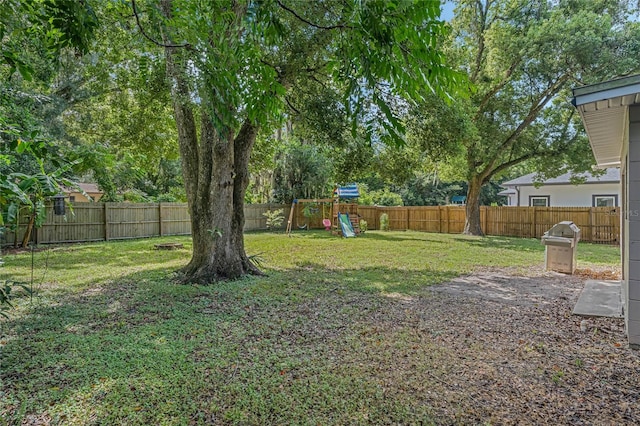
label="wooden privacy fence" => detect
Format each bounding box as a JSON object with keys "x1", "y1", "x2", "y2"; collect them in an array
[
  {"x1": 1, "y1": 203, "x2": 619, "y2": 245},
  {"x1": 1, "y1": 202, "x2": 290, "y2": 246},
  {"x1": 357, "y1": 206, "x2": 620, "y2": 244}
]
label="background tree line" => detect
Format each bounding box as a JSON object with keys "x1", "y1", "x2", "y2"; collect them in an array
[{"x1": 1, "y1": 0, "x2": 639, "y2": 280}]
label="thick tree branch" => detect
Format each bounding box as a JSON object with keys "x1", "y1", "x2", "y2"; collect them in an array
[
  {"x1": 131, "y1": 0, "x2": 190, "y2": 48},
  {"x1": 484, "y1": 152, "x2": 545, "y2": 184},
  {"x1": 160, "y1": 0, "x2": 199, "y2": 208},
  {"x1": 484, "y1": 109, "x2": 579, "y2": 183},
  {"x1": 276, "y1": 0, "x2": 350, "y2": 30},
  {"x1": 470, "y1": 0, "x2": 490, "y2": 83},
  {"x1": 474, "y1": 59, "x2": 520, "y2": 120},
  {"x1": 285, "y1": 96, "x2": 301, "y2": 115},
  {"x1": 480, "y1": 73, "x2": 571, "y2": 178}
]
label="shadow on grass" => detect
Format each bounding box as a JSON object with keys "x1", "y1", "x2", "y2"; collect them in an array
[
  {"x1": 359, "y1": 231, "x2": 450, "y2": 243},
  {"x1": 1, "y1": 260, "x2": 456, "y2": 425},
  {"x1": 451, "y1": 236, "x2": 544, "y2": 253},
  {"x1": 273, "y1": 262, "x2": 457, "y2": 295},
  {"x1": 280, "y1": 229, "x2": 335, "y2": 239},
  {"x1": 285, "y1": 229, "x2": 452, "y2": 244}
]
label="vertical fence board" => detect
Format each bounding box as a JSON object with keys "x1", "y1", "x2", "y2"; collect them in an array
[
  {"x1": 245, "y1": 203, "x2": 290, "y2": 231},
  {"x1": 355, "y1": 206, "x2": 378, "y2": 230},
  {"x1": 159, "y1": 203, "x2": 191, "y2": 236}
]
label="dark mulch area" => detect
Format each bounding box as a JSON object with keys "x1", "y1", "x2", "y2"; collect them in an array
[{"x1": 369, "y1": 271, "x2": 639, "y2": 425}]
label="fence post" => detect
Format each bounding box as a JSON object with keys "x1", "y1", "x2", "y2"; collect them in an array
[
  {"x1": 445, "y1": 206, "x2": 450, "y2": 233},
  {"x1": 159, "y1": 203, "x2": 164, "y2": 237},
  {"x1": 482, "y1": 206, "x2": 488, "y2": 235},
  {"x1": 532, "y1": 207, "x2": 537, "y2": 238},
  {"x1": 406, "y1": 208, "x2": 410, "y2": 230},
  {"x1": 588, "y1": 207, "x2": 594, "y2": 242},
  {"x1": 104, "y1": 203, "x2": 109, "y2": 241},
  {"x1": 374, "y1": 207, "x2": 378, "y2": 230}
]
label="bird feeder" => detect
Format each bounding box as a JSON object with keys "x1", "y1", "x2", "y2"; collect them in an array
[{"x1": 53, "y1": 194, "x2": 66, "y2": 216}]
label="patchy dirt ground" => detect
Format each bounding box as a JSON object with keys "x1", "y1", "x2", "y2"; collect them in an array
[{"x1": 372, "y1": 267, "x2": 639, "y2": 425}]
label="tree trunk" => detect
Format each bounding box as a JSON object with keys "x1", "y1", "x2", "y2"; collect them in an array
[
  {"x1": 21, "y1": 212, "x2": 35, "y2": 248},
  {"x1": 178, "y1": 117, "x2": 262, "y2": 284},
  {"x1": 231, "y1": 121, "x2": 263, "y2": 276},
  {"x1": 463, "y1": 176, "x2": 484, "y2": 236},
  {"x1": 162, "y1": 2, "x2": 262, "y2": 284}
]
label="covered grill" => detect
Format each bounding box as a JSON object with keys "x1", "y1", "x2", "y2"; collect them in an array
[{"x1": 541, "y1": 221, "x2": 581, "y2": 274}]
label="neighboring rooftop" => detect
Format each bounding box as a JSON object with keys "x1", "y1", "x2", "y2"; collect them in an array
[
  {"x1": 502, "y1": 168, "x2": 620, "y2": 187},
  {"x1": 77, "y1": 183, "x2": 102, "y2": 193},
  {"x1": 61, "y1": 183, "x2": 103, "y2": 194}
]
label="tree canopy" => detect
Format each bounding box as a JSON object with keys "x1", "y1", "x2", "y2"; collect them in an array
[{"x1": 408, "y1": 0, "x2": 640, "y2": 235}]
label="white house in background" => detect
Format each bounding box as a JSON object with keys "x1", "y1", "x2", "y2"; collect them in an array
[
  {"x1": 572, "y1": 74, "x2": 640, "y2": 348},
  {"x1": 498, "y1": 168, "x2": 621, "y2": 207}
]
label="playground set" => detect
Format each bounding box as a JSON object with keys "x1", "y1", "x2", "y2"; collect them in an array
[{"x1": 285, "y1": 184, "x2": 360, "y2": 237}]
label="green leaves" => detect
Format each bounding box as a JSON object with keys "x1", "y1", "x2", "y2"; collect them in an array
[
  {"x1": 33, "y1": 0, "x2": 99, "y2": 54},
  {"x1": 1, "y1": 49, "x2": 35, "y2": 81},
  {"x1": 1, "y1": 0, "x2": 99, "y2": 81},
  {"x1": 330, "y1": 0, "x2": 464, "y2": 145},
  {"x1": 157, "y1": 0, "x2": 461, "y2": 144}
]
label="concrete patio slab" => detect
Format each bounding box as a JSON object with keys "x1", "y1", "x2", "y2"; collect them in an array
[{"x1": 573, "y1": 280, "x2": 623, "y2": 318}]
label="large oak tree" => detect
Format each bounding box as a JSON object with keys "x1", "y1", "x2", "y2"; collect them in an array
[
  {"x1": 444, "y1": 0, "x2": 639, "y2": 235},
  {"x1": 142, "y1": 0, "x2": 460, "y2": 283}
]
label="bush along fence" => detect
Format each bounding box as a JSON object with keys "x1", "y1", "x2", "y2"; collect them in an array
[{"x1": 1, "y1": 203, "x2": 620, "y2": 246}]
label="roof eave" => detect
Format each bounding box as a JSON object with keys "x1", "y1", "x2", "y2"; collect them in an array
[
  {"x1": 572, "y1": 75, "x2": 640, "y2": 103},
  {"x1": 571, "y1": 76, "x2": 640, "y2": 168}
]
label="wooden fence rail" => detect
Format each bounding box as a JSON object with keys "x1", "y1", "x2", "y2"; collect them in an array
[{"x1": 1, "y1": 203, "x2": 620, "y2": 246}]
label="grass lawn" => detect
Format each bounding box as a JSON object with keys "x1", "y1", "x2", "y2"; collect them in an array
[{"x1": 0, "y1": 231, "x2": 622, "y2": 425}]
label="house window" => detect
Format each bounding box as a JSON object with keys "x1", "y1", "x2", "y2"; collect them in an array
[
  {"x1": 593, "y1": 195, "x2": 618, "y2": 207},
  {"x1": 69, "y1": 196, "x2": 76, "y2": 202},
  {"x1": 529, "y1": 196, "x2": 550, "y2": 207}
]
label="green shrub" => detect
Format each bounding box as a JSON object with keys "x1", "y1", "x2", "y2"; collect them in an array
[
  {"x1": 263, "y1": 209, "x2": 285, "y2": 230},
  {"x1": 1, "y1": 280, "x2": 30, "y2": 319},
  {"x1": 0, "y1": 249, "x2": 30, "y2": 318},
  {"x1": 359, "y1": 219, "x2": 368, "y2": 233},
  {"x1": 360, "y1": 188, "x2": 404, "y2": 206},
  {"x1": 380, "y1": 213, "x2": 389, "y2": 231}
]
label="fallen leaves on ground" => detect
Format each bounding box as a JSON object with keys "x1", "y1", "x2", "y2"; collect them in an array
[{"x1": 574, "y1": 267, "x2": 621, "y2": 280}]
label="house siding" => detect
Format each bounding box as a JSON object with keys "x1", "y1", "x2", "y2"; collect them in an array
[
  {"x1": 67, "y1": 192, "x2": 103, "y2": 202},
  {"x1": 627, "y1": 104, "x2": 640, "y2": 346},
  {"x1": 513, "y1": 183, "x2": 620, "y2": 207}
]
